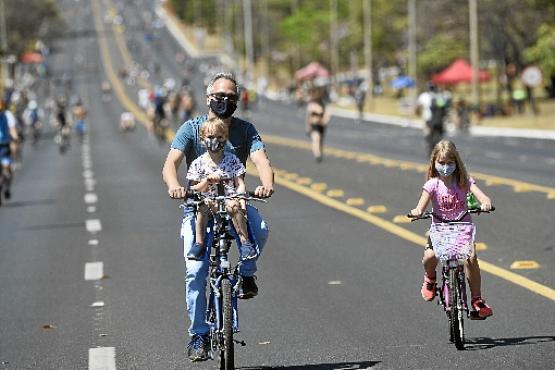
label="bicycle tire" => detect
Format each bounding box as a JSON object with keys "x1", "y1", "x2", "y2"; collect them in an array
[
  {"x1": 220, "y1": 278, "x2": 234, "y2": 370},
  {"x1": 449, "y1": 268, "x2": 464, "y2": 350}
]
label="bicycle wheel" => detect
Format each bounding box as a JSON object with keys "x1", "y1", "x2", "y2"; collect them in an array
[
  {"x1": 449, "y1": 268, "x2": 464, "y2": 350},
  {"x1": 220, "y1": 278, "x2": 234, "y2": 370}
]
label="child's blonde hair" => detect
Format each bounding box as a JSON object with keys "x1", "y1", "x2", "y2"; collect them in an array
[
  {"x1": 200, "y1": 117, "x2": 229, "y2": 139},
  {"x1": 427, "y1": 140, "x2": 470, "y2": 189}
]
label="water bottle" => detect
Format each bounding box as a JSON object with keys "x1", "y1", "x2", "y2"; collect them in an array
[{"x1": 467, "y1": 192, "x2": 480, "y2": 210}]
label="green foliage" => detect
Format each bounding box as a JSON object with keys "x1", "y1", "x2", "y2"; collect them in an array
[
  {"x1": 277, "y1": 4, "x2": 330, "y2": 66},
  {"x1": 418, "y1": 34, "x2": 468, "y2": 76},
  {"x1": 524, "y1": 23, "x2": 555, "y2": 78},
  {"x1": 3, "y1": 0, "x2": 63, "y2": 57}
]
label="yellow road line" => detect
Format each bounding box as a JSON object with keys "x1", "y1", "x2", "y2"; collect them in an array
[
  {"x1": 93, "y1": 0, "x2": 175, "y2": 142},
  {"x1": 246, "y1": 166, "x2": 555, "y2": 302},
  {"x1": 103, "y1": 0, "x2": 150, "y2": 89},
  {"x1": 92, "y1": 0, "x2": 150, "y2": 125},
  {"x1": 263, "y1": 135, "x2": 555, "y2": 199}
]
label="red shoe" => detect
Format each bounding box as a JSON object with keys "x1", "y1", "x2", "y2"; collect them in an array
[
  {"x1": 472, "y1": 297, "x2": 493, "y2": 319},
  {"x1": 421, "y1": 275, "x2": 436, "y2": 301}
]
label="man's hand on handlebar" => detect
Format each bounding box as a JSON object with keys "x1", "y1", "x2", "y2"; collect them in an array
[
  {"x1": 254, "y1": 185, "x2": 273, "y2": 198},
  {"x1": 168, "y1": 186, "x2": 188, "y2": 199}
]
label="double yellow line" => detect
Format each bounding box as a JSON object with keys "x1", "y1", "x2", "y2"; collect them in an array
[{"x1": 92, "y1": 0, "x2": 554, "y2": 302}]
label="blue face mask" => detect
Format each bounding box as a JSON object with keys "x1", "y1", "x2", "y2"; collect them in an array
[{"x1": 435, "y1": 162, "x2": 456, "y2": 177}]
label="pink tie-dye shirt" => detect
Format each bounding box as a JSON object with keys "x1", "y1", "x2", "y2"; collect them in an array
[{"x1": 423, "y1": 177, "x2": 475, "y2": 223}]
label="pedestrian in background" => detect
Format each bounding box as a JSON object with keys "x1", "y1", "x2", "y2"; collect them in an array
[{"x1": 305, "y1": 88, "x2": 330, "y2": 162}]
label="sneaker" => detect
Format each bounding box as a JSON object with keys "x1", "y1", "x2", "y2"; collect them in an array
[
  {"x1": 187, "y1": 334, "x2": 210, "y2": 362},
  {"x1": 421, "y1": 275, "x2": 436, "y2": 301},
  {"x1": 239, "y1": 241, "x2": 257, "y2": 260},
  {"x1": 238, "y1": 275, "x2": 258, "y2": 299},
  {"x1": 471, "y1": 297, "x2": 493, "y2": 319},
  {"x1": 187, "y1": 243, "x2": 206, "y2": 261}
]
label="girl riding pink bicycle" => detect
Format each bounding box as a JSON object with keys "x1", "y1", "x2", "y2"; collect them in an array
[{"x1": 410, "y1": 140, "x2": 493, "y2": 319}]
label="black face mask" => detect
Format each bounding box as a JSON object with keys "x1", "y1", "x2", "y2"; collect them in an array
[{"x1": 209, "y1": 98, "x2": 237, "y2": 119}]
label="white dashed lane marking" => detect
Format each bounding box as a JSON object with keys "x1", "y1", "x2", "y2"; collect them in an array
[
  {"x1": 84, "y1": 193, "x2": 98, "y2": 204},
  {"x1": 88, "y1": 347, "x2": 115, "y2": 370},
  {"x1": 83, "y1": 170, "x2": 94, "y2": 179},
  {"x1": 86, "y1": 219, "x2": 102, "y2": 233},
  {"x1": 84, "y1": 262, "x2": 104, "y2": 281}
]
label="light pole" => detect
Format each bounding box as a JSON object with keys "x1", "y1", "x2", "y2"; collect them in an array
[
  {"x1": 330, "y1": 0, "x2": 339, "y2": 85},
  {"x1": 242, "y1": 0, "x2": 254, "y2": 77},
  {"x1": 469, "y1": 0, "x2": 480, "y2": 107},
  {"x1": 0, "y1": 0, "x2": 8, "y2": 84},
  {"x1": 407, "y1": 0, "x2": 417, "y2": 108},
  {"x1": 363, "y1": 0, "x2": 373, "y2": 105}
]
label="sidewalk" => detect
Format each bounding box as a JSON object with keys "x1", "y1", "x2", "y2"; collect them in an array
[{"x1": 157, "y1": 5, "x2": 555, "y2": 141}]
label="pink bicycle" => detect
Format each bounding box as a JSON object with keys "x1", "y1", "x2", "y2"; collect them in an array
[{"x1": 409, "y1": 207, "x2": 494, "y2": 350}]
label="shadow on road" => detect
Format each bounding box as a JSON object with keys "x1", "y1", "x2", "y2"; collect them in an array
[
  {"x1": 24, "y1": 221, "x2": 85, "y2": 231},
  {"x1": 465, "y1": 335, "x2": 555, "y2": 350},
  {"x1": 240, "y1": 361, "x2": 380, "y2": 370},
  {"x1": 2, "y1": 199, "x2": 56, "y2": 208}
]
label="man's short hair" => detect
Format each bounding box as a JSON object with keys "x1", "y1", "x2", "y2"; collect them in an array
[{"x1": 206, "y1": 72, "x2": 239, "y2": 97}]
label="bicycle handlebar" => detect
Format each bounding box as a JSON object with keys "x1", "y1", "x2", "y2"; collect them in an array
[
  {"x1": 407, "y1": 206, "x2": 495, "y2": 223},
  {"x1": 182, "y1": 190, "x2": 269, "y2": 203}
]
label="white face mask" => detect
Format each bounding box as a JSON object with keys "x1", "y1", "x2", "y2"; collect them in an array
[{"x1": 435, "y1": 162, "x2": 456, "y2": 177}]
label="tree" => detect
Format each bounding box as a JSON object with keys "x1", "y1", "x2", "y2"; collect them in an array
[{"x1": 2, "y1": 0, "x2": 63, "y2": 58}]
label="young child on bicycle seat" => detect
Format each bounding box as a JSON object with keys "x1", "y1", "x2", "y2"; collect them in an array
[
  {"x1": 410, "y1": 140, "x2": 493, "y2": 319},
  {"x1": 186, "y1": 117, "x2": 257, "y2": 261}
]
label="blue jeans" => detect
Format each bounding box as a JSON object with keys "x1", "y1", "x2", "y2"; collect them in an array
[{"x1": 181, "y1": 204, "x2": 269, "y2": 336}]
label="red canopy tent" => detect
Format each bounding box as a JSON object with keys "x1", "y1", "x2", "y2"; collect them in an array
[
  {"x1": 431, "y1": 58, "x2": 490, "y2": 84},
  {"x1": 20, "y1": 52, "x2": 44, "y2": 64},
  {"x1": 295, "y1": 62, "x2": 330, "y2": 81}
]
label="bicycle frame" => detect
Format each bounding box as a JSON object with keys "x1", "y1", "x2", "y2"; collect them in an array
[
  {"x1": 206, "y1": 197, "x2": 241, "y2": 344},
  {"x1": 183, "y1": 188, "x2": 266, "y2": 369}
]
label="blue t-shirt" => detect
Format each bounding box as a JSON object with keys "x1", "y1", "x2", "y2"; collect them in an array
[{"x1": 171, "y1": 114, "x2": 265, "y2": 168}]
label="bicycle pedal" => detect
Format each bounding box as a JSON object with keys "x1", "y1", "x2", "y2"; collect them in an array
[{"x1": 233, "y1": 339, "x2": 246, "y2": 346}]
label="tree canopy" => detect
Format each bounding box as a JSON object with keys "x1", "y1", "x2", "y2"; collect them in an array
[{"x1": 170, "y1": 0, "x2": 555, "y2": 90}]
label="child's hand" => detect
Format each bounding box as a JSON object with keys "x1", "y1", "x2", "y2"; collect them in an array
[
  {"x1": 207, "y1": 173, "x2": 221, "y2": 183},
  {"x1": 410, "y1": 208, "x2": 422, "y2": 217},
  {"x1": 480, "y1": 200, "x2": 492, "y2": 211}
]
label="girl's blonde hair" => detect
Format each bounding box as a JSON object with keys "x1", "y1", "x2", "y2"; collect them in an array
[
  {"x1": 200, "y1": 117, "x2": 229, "y2": 139},
  {"x1": 427, "y1": 140, "x2": 470, "y2": 189}
]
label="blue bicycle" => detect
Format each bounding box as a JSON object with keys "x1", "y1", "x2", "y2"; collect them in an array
[{"x1": 184, "y1": 187, "x2": 267, "y2": 369}]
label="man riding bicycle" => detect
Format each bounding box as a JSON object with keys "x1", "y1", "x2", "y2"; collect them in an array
[
  {"x1": 162, "y1": 72, "x2": 274, "y2": 362},
  {"x1": 0, "y1": 99, "x2": 19, "y2": 206}
]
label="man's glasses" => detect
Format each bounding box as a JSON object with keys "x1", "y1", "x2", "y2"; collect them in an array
[{"x1": 209, "y1": 93, "x2": 238, "y2": 101}]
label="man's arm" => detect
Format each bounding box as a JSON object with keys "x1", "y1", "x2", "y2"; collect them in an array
[
  {"x1": 162, "y1": 148, "x2": 188, "y2": 198},
  {"x1": 250, "y1": 149, "x2": 274, "y2": 197}
]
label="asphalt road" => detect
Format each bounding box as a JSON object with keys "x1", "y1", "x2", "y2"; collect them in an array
[{"x1": 1, "y1": 0, "x2": 554, "y2": 369}]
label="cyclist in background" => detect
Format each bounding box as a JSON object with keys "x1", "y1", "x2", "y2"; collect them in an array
[
  {"x1": 417, "y1": 82, "x2": 449, "y2": 155},
  {"x1": 162, "y1": 72, "x2": 273, "y2": 362},
  {"x1": 0, "y1": 99, "x2": 19, "y2": 206},
  {"x1": 55, "y1": 98, "x2": 71, "y2": 153},
  {"x1": 23, "y1": 100, "x2": 43, "y2": 146},
  {"x1": 409, "y1": 140, "x2": 493, "y2": 319},
  {"x1": 72, "y1": 98, "x2": 88, "y2": 141}
]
